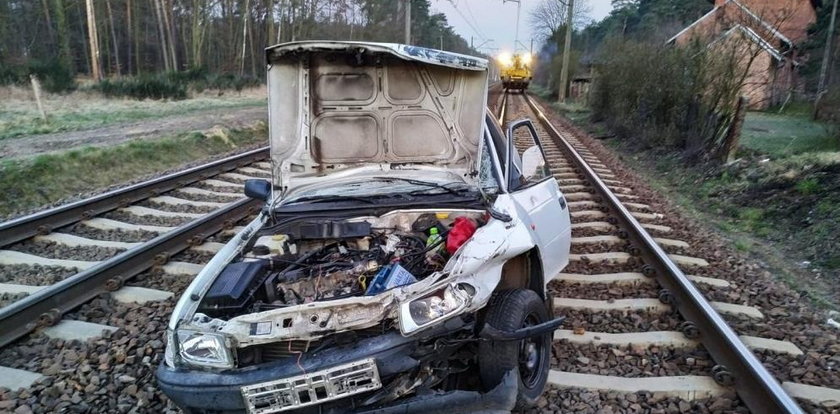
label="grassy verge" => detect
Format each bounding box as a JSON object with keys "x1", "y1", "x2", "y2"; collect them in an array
[
  {"x1": 606, "y1": 145, "x2": 840, "y2": 309},
  {"x1": 0, "y1": 124, "x2": 268, "y2": 218},
  {"x1": 532, "y1": 91, "x2": 840, "y2": 309},
  {"x1": 529, "y1": 85, "x2": 596, "y2": 130},
  {"x1": 0, "y1": 88, "x2": 266, "y2": 140},
  {"x1": 742, "y1": 111, "x2": 838, "y2": 156}
]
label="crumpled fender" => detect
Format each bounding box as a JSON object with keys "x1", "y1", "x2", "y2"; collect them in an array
[{"x1": 445, "y1": 194, "x2": 537, "y2": 311}]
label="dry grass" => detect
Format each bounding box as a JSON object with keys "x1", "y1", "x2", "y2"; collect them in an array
[
  {"x1": 0, "y1": 124, "x2": 268, "y2": 218},
  {"x1": 0, "y1": 86, "x2": 266, "y2": 140}
]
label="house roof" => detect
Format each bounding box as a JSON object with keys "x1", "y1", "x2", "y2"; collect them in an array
[
  {"x1": 705, "y1": 0, "x2": 821, "y2": 8},
  {"x1": 731, "y1": 0, "x2": 792, "y2": 46},
  {"x1": 709, "y1": 24, "x2": 786, "y2": 61},
  {"x1": 667, "y1": 6, "x2": 721, "y2": 44},
  {"x1": 669, "y1": 0, "x2": 794, "y2": 48}
]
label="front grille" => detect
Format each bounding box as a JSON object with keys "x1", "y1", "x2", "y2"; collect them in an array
[
  {"x1": 237, "y1": 322, "x2": 395, "y2": 367},
  {"x1": 261, "y1": 339, "x2": 320, "y2": 362},
  {"x1": 241, "y1": 358, "x2": 381, "y2": 414}
]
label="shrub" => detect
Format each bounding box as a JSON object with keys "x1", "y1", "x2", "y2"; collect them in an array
[
  {"x1": 94, "y1": 74, "x2": 187, "y2": 100},
  {"x1": 590, "y1": 36, "x2": 764, "y2": 161},
  {"x1": 91, "y1": 68, "x2": 260, "y2": 100},
  {"x1": 28, "y1": 60, "x2": 76, "y2": 93},
  {"x1": 195, "y1": 72, "x2": 260, "y2": 92},
  {"x1": 796, "y1": 178, "x2": 821, "y2": 195},
  {"x1": 0, "y1": 59, "x2": 76, "y2": 93}
]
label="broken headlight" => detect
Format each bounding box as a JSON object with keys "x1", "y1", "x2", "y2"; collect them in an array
[
  {"x1": 164, "y1": 330, "x2": 176, "y2": 368},
  {"x1": 399, "y1": 284, "x2": 471, "y2": 334},
  {"x1": 176, "y1": 330, "x2": 233, "y2": 369}
]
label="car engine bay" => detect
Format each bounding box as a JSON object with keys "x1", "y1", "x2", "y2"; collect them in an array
[{"x1": 197, "y1": 210, "x2": 486, "y2": 321}]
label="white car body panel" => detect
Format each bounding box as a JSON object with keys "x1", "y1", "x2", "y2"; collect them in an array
[{"x1": 164, "y1": 41, "x2": 571, "y2": 369}]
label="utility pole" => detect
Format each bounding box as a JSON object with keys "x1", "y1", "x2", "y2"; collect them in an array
[
  {"x1": 558, "y1": 0, "x2": 574, "y2": 102},
  {"x1": 503, "y1": 0, "x2": 522, "y2": 52},
  {"x1": 514, "y1": 0, "x2": 521, "y2": 52},
  {"x1": 816, "y1": 0, "x2": 839, "y2": 115},
  {"x1": 404, "y1": 0, "x2": 411, "y2": 44}
]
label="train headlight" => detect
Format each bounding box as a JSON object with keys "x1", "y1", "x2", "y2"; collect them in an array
[
  {"x1": 497, "y1": 52, "x2": 513, "y2": 68},
  {"x1": 522, "y1": 53, "x2": 533, "y2": 65}
]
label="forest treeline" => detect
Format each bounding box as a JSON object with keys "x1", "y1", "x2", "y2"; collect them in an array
[{"x1": 0, "y1": 0, "x2": 476, "y2": 93}]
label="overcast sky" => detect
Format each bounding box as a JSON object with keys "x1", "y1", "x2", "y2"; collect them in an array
[{"x1": 429, "y1": 0, "x2": 614, "y2": 53}]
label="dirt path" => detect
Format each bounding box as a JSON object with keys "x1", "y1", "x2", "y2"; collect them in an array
[{"x1": 0, "y1": 106, "x2": 267, "y2": 160}]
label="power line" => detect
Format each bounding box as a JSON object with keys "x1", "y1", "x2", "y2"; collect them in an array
[
  {"x1": 462, "y1": 0, "x2": 488, "y2": 40},
  {"x1": 447, "y1": 0, "x2": 488, "y2": 43}
]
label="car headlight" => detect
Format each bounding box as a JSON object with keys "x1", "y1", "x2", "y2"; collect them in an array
[
  {"x1": 176, "y1": 330, "x2": 233, "y2": 369},
  {"x1": 164, "y1": 330, "x2": 176, "y2": 368},
  {"x1": 399, "y1": 284, "x2": 472, "y2": 334}
]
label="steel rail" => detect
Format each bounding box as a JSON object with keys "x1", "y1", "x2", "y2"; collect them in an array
[
  {"x1": 509, "y1": 92, "x2": 803, "y2": 413},
  {"x1": 0, "y1": 197, "x2": 261, "y2": 347},
  {"x1": 497, "y1": 90, "x2": 508, "y2": 125},
  {"x1": 0, "y1": 146, "x2": 269, "y2": 248}
]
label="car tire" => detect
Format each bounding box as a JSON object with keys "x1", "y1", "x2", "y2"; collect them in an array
[{"x1": 478, "y1": 289, "x2": 551, "y2": 410}]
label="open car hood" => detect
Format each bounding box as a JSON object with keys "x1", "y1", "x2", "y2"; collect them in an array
[{"x1": 266, "y1": 41, "x2": 489, "y2": 194}]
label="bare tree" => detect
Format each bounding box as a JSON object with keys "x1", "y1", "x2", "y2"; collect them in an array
[
  {"x1": 685, "y1": 0, "x2": 798, "y2": 158},
  {"x1": 529, "y1": 0, "x2": 591, "y2": 41},
  {"x1": 85, "y1": 0, "x2": 102, "y2": 80},
  {"x1": 239, "y1": 0, "x2": 251, "y2": 75},
  {"x1": 153, "y1": 0, "x2": 171, "y2": 71},
  {"x1": 162, "y1": 0, "x2": 179, "y2": 70},
  {"x1": 106, "y1": 0, "x2": 121, "y2": 76}
]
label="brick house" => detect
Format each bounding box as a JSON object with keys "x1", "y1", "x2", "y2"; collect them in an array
[{"x1": 668, "y1": 0, "x2": 820, "y2": 109}]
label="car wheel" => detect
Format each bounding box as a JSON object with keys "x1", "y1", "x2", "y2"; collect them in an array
[{"x1": 478, "y1": 289, "x2": 551, "y2": 410}]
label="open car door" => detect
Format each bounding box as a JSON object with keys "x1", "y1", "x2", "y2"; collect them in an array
[{"x1": 504, "y1": 119, "x2": 571, "y2": 278}]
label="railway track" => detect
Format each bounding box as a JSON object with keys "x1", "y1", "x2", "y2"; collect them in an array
[
  {"x1": 0, "y1": 148, "x2": 270, "y2": 406},
  {"x1": 0, "y1": 88, "x2": 836, "y2": 412},
  {"x1": 499, "y1": 91, "x2": 840, "y2": 413}
]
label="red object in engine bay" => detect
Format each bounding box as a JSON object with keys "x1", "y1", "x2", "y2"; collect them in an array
[{"x1": 446, "y1": 217, "x2": 478, "y2": 255}]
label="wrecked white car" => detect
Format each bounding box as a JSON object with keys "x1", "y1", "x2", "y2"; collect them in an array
[{"x1": 157, "y1": 41, "x2": 572, "y2": 414}]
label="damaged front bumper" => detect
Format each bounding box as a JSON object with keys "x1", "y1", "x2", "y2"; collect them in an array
[
  {"x1": 158, "y1": 331, "x2": 415, "y2": 413},
  {"x1": 157, "y1": 330, "x2": 517, "y2": 414}
]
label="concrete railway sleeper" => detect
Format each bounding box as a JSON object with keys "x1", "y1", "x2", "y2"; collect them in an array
[
  {"x1": 0, "y1": 149, "x2": 272, "y2": 397},
  {"x1": 498, "y1": 91, "x2": 840, "y2": 413},
  {"x1": 0, "y1": 84, "x2": 837, "y2": 412}
]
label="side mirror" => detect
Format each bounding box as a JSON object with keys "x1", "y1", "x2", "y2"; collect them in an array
[
  {"x1": 244, "y1": 179, "x2": 271, "y2": 202},
  {"x1": 505, "y1": 119, "x2": 550, "y2": 190}
]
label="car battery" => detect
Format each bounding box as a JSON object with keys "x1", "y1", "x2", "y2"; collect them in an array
[{"x1": 365, "y1": 264, "x2": 416, "y2": 295}]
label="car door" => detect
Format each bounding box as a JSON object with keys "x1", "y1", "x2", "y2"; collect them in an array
[{"x1": 503, "y1": 119, "x2": 571, "y2": 278}]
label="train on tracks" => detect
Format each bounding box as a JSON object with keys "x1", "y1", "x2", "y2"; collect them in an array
[{"x1": 497, "y1": 52, "x2": 532, "y2": 91}]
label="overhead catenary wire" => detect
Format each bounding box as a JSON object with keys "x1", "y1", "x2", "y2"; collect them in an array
[
  {"x1": 461, "y1": 0, "x2": 489, "y2": 40},
  {"x1": 446, "y1": 0, "x2": 489, "y2": 44}
]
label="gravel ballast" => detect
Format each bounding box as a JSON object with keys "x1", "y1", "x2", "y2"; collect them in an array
[
  {"x1": 531, "y1": 94, "x2": 840, "y2": 413},
  {"x1": 6, "y1": 240, "x2": 122, "y2": 262},
  {"x1": 0, "y1": 264, "x2": 77, "y2": 285},
  {"x1": 101, "y1": 210, "x2": 190, "y2": 227},
  {"x1": 65, "y1": 224, "x2": 160, "y2": 243},
  {"x1": 515, "y1": 386, "x2": 749, "y2": 414},
  {"x1": 551, "y1": 341, "x2": 714, "y2": 377}
]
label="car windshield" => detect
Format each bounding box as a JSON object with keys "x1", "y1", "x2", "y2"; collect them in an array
[{"x1": 281, "y1": 177, "x2": 475, "y2": 205}]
